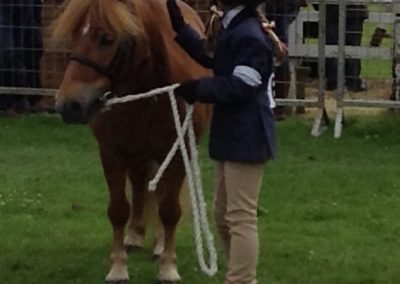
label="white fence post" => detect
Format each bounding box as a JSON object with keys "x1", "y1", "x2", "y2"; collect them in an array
[
  {"x1": 394, "y1": 0, "x2": 400, "y2": 101},
  {"x1": 311, "y1": 0, "x2": 330, "y2": 137}
]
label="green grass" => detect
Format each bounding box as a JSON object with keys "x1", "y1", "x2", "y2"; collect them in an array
[
  {"x1": 361, "y1": 20, "x2": 393, "y2": 79},
  {"x1": 1, "y1": 114, "x2": 400, "y2": 284}
]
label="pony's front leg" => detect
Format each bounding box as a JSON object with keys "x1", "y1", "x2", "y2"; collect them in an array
[
  {"x1": 101, "y1": 151, "x2": 130, "y2": 284},
  {"x1": 125, "y1": 164, "x2": 165, "y2": 258},
  {"x1": 124, "y1": 168, "x2": 148, "y2": 252},
  {"x1": 156, "y1": 159, "x2": 185, "y2": 283}
]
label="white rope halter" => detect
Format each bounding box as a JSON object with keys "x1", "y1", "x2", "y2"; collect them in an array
[{"x1": 104, "y1": 84, "x2": 218, "y2": 277}]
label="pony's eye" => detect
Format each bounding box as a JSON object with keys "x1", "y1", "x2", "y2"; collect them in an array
[{"x1": 99, "y1": 34, "x2": 114, "y2": 48}]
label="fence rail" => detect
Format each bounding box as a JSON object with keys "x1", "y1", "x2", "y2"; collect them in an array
[
  {"x1": 0, "y1": 0, "x2": 399, "y2": 138},
  {"x1": 0, "y1": 87, "x2": 57, "y2": 96}
]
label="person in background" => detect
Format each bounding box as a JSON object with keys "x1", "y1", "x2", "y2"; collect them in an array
[
  {"x1": 167, "y1": 0, "x2": 276, "y2": 282},
  {"x1": 0, "y1": 0, "x2": 43, "y2": 116},
  {"x1": 264, "y1": 0, "x2": 307, "y2": 120},
  {"x1": 370, "y1": 27, "x2": 396, "y2": 101},
  {"x1": 390, "y1": 58, "x2": 398, "y2": 102},
  {"x1": 20, "y1": 0, "x2": 44, "y2": 112},
  {"x1": 323, "y1": 3, "x2": 369, "y2": 92},
  {"x1": 0, "y1": 0, "x2": 26, "y2": 115}
]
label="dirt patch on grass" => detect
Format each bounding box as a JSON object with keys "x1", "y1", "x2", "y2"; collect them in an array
[{"x1": 292, "y1": 78, "x2": 396, "y2": 119}]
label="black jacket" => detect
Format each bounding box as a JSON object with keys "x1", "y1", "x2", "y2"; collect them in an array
[{"x1": 175, "y1": 8, "x2": 276, "y2": 163}]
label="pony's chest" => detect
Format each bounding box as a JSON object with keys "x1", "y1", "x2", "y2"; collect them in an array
[{"x1": 92, "y1": 100, "x2": 180, "y2": 159}]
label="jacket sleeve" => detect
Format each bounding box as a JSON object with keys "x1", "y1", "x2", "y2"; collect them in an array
[
  {"x1": 174, "y1": 24, "x2": 213, "y2": 69},
  {"x1": 194, "y1": 36, "x2": 273, "y2": 104}
]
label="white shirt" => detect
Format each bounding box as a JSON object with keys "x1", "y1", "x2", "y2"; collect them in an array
[{"x1": 222, "y1": 5, "x2": 245, "y2": 29}]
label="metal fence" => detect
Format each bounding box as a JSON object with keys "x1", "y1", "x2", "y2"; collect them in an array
[
  {"x1": 0, "y1": 0, "x2": 212, "y2": 98},
  {"x1": 0, "y1": 0, "x2": 399, "y2": 138},
  {"x1": 0, "y1": 0, "x2": 64, "y2": 99},
  {"x1": 288, "y1": 0, "x2": 400, "y2": 137}
]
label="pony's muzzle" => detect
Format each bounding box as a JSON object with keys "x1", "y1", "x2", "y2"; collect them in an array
[
  {"x1": 60, "y1": 100, "x2": 89, "y2": 124},
  {"x1": 57, "y1": 87, "x2": 106, "y2": 124}
]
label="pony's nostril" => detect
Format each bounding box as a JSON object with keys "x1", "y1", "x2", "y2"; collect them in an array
[
  {"x1": 65, "y1": 101, "x2": 82, "y2": 113},
  {"x1": 62, "y1": 100, "x2": 85, "y2": 123}
]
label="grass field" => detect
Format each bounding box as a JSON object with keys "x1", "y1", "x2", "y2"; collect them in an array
[{"x1": 1, "y1": 113, "x2": 400, "y2": 284}]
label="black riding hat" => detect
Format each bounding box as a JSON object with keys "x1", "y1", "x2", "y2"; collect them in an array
[
  {"x1": 219, "y1": 0, "x2": 265, "y2": 7},
  {"x1": 241, "y1": 0, "x2": 265, "y2": 6}
]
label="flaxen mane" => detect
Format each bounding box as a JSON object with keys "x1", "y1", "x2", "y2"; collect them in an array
[{"x1": 52, "y1": 0, "x2": 142, "y2": 44}]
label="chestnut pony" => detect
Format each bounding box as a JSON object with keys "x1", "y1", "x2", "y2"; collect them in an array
[{"x1": 52, "y1": 0, "x2": 211, "y2": 283}]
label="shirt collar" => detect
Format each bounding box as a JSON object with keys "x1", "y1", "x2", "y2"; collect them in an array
[{"x1": 222, "y1": 5, "x2": 245, "y2": 29}]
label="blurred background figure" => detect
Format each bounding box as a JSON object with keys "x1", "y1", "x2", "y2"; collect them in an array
[
  {"x1": 264, "y1": 0, "x2": 307, "y2": 120},
  {"x1": 322, "y1": 3, "x2": 369, "y2": 92},
  {"x1": 0, "y1": 0, "x2": 43, "y2": 116},
  {"x1": 369, "y1": 27, "x2": 397, "y2": 102},
  {"x1": 391, "y1": 58, "x2": 398, "y2": 102}
]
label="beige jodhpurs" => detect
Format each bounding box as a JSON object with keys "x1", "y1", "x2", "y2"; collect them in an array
[{"x1": 213, "y1": 161, "x2": 265, "y2": 284}]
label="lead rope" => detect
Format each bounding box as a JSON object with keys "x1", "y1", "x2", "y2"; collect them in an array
[{"x1": 104, "y1": 84, "x2": 218, "y2": 277}]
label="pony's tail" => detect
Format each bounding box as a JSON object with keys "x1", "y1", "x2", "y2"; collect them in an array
[{"x1": 255, "y1": 7, "x2": 288, "y2": 63}]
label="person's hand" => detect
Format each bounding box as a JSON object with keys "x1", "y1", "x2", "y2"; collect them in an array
[
  {"x1": 167, "y1": 0, "x2": 185, "y2": 32},
  {"x1": 174, "y1": 80, "x2": 199, "y2": 104}
]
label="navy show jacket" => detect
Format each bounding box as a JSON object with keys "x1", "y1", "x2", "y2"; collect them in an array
[{"x1": 175, "y1": 7, "x2": 276, "y2": 163}]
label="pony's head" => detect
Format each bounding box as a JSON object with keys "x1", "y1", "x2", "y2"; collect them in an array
[{"x1": 52, "y1": 0, "x2": 144, "y2": 123}]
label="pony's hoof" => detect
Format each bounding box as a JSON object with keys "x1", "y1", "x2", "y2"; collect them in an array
[
  {"x1": 105, "y1": 280, "x2": 129, "y2": 284},
  {"x1": 152, "y1": 254, "x2": 160, "y2": 262},
  {"x1": 124, "y1": 244, "x2": 142, "y2": 253}
]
